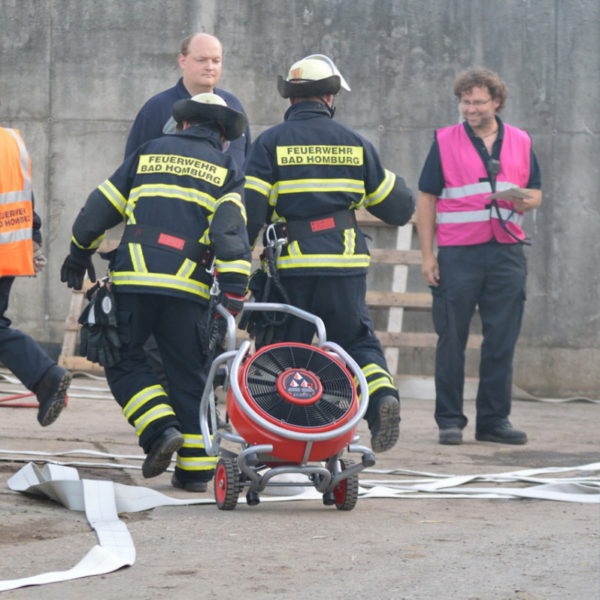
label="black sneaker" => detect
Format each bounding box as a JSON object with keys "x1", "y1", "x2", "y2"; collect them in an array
[
  {"x1": 142, "y1": 427, "x2": 184, "y2": 478},
  {"x1": 171, "y1": 473, "x2": 208, "y2": 493},
  {"x1": 35, "y1": 365, "x2": 71, "y2": 427},
  {"x1": 475, "y1": 424, "x2": 528, "y2": 445},
  {"x1": 367, "y1": 395, "x2": 400, "y2": 453},
  {"x1": 439, "y1": 427, "x2": 463, "y2": 445}
]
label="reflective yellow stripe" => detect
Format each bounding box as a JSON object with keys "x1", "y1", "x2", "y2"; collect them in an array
[
  {"x1": 270, "y1": 178, "x2": 365, "y2": 205},
  {"x1": 181, "y1": 434, "x2": 214, "y2": 449},
  {"x1": 122, "y1": 384, "x2": 167, "y2": 419},
  {"x1": 362, "y1": 363, "x2": 385, "y2": 378},
  {"x1": 343, "y1": 228, "x2": 356, "y2": 255},
  {"x1": 277, "y1": 253, "x2": 370, "y2": 270},
  {"x1": 368, "y1": 376, "x2": 396, "y2": 396},
  {"x1": 215, "y1": 192, "x2": 246, "y2": 222},
  {"x1": 99, "y1": 180, "x2": 128, "y2": 216},
  {"x1": 176, "y1": 258, "x2": 197, "y2": 279},
  {"x1": 134, "y1": 404, "x2": 177, "y2": 437},
  {"x1": 128, "y1": 242, "x2": 148, "y2": 273},
  {"x1": 245, "y1": 175, "x2": 271, "y2": 198},
  {"x1": 357, "y1": 364, "x2": 396, "y2": 398},
  {"x1": 176, "y1": 456, "x2": 218, "y2": 471},
  {"x1": 110, "y1": 271, "x2": 210, "y2": 299},
  {"x1": 72, "y1": 232, "x2": 105, "y2": 251},
  {"x1": 128, "y1": 184, "x2": 217, "y2": 213},
  {"x1": 214, "y1": 258, "x2": 251, "y2": 276},
  {"x1": 365, "y1": 169, "x2": 396, "y2": 207}
]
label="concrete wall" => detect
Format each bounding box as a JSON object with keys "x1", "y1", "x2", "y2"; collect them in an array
[{"x1": 1, "y1": 0, "x2": 598, "y2": 396}]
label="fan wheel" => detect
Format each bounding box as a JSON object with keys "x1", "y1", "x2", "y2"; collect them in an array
[
  {"x1": 214, "y1": 458, "x2": 241, "y2": 510},
  {"x1": 333, "y1": 458, "x2": 359, "y2": 511}
]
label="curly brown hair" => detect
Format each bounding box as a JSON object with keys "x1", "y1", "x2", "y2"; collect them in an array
[{"x1": 453, "y1": 68, "x2": 508, "y2": 112}]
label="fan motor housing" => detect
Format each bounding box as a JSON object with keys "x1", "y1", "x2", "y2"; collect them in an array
[{"x1": 227, "y1": 342, "x2": 359, "y2": 463}]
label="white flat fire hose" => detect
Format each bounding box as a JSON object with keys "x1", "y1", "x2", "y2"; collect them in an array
[{"x1": 0, "y1": 453, "x2": 598, "y2": 591}]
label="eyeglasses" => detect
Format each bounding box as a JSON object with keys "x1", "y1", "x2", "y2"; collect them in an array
[{"x1": 459, "y1": 98, "x2": 493, "y2": 107}]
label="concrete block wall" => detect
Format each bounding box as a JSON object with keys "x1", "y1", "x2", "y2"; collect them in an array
[{"x1": 1, "y1": 0, "x2": 598, "y2": 396}]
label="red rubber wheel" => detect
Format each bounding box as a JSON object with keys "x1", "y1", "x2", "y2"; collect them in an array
[
  {"x1": 214, "y1": 458, "x2": 240, "y2": 510},
  {"x1": 333, "y1": 459, "x2": 359, "y2": 511}
]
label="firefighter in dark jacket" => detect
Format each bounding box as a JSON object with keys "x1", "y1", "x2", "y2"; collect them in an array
[
  {"x1": 244, "y1": 55, "x2": 415, "y2": 453},
  {"x1": 60, "y1": 94, "x2": 251, "y2": 492}
]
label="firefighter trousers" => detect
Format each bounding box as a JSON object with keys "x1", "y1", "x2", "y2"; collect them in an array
[
  {"x1": 104, "y1": 292, "x2": 217, "y2": 484},
  {"x1": 278, "y1": 274, "x2": 398, "y2": 417},
  {"x1": 432, "y1": 242, "x2": 526, "y2": 431}
]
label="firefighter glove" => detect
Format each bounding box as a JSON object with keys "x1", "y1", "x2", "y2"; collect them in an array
[
  {"x1": 61, "y1": 254, "x2": 96, "y2": 290},
  {"x1": 78, "y1": 283, "x2": 121, "y2": 367},
  {"x1": 221, "y1": 292, "x2": 245, "y2": 316}
]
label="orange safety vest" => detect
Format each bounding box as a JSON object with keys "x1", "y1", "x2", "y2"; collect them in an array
[{"x1": 0, "y1": 127, "x2": 34, "y2": 276}]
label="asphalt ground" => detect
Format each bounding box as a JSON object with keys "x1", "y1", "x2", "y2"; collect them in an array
[{"x1": 0, "y1": 370, "x2": 598, "y2": 600}]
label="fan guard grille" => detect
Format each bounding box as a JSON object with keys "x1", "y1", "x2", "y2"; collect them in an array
[{"x1": 243, "y1": 344, "x2": 355, "y2": 428}]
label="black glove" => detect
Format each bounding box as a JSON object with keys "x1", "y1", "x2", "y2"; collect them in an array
[
  {"x1": 61, "y1": 254, "x2": 96, "y2": 290},
  {"x1": 219, "y1": 292, "x2": 245, "y2": 317},
  {"x1": 78, "y1": 283, "x2": 121, "y2": 367}
]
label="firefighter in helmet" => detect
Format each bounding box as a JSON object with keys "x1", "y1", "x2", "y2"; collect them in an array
[
  {"x1": 244, "y1": 55, "x2": 415, "y2": 453},
  {"x1": 61, "y1": 93, "x2": 251, "y2": 491}
]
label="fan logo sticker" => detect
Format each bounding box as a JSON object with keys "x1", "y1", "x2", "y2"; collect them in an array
[{"x1": 277, "y1": 369, "x2": 323, "y2": 404}]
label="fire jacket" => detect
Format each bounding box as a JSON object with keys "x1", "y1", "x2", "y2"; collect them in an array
[
  {"x1": 436, "y1": 122, "x2": 532, "y2": 246},
  {"x1": 70, "y1": 125, "x2": 251, "y2": 302},
  {"x1": 0, "y1": 127, "x2": 35, "y2": 277},
  {"x1": 244, "y1": 101, "x2": 414, "y2": 277}
]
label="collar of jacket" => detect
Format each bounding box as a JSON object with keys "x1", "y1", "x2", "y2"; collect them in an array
[
  {"x1": 284, "y1": 101, "x2": 332, "y2": 122},
  {"x1": 176, "y1": 125, "x2": 223, "y2": 150}
]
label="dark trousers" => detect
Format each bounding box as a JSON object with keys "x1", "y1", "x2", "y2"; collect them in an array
[
  {"x1": 105, "y1": 292, "x2": 216, "y2": 483},
  {"x1": 0, "y1": 277, "x2": 54, "y2": 390},
  {"x1": 279, "y1": 274, "x2": 398, "y2": 416},
  {"x1": 432, "y1": 242, "x2": 526, "y2": 431}
]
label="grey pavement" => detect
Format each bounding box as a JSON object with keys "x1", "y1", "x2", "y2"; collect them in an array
[{"x1": 0, "y1": 371, "x2": 598, "y2": 599}]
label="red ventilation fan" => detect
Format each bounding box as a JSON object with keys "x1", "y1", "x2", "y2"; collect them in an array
[
  {"x1": 199, "y1": 302, "x2": 375, "y2": 511},
  {"x1": 227, "y1": 342, "x2": 359, "y2": 463}
]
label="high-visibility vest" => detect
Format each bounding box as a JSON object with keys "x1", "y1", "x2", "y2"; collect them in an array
[
  {"x1": 436, "y1": 123, "x2": 531, "y2": 246},
  {"x1": 0, "y1": 128, "x2": 34, "y2": 276}
]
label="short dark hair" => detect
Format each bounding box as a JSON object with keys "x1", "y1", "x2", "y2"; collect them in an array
[
  {"x1": 453, "y1": 68, "x2": 508, "y2": 111},
  {"x1": 180, "y1": 35, "x2": 194, "y2": 56}
]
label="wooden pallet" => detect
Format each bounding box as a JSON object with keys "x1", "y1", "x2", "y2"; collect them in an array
[{"x1": 58, "y1": 278, "x2": 104, "y2": 373}]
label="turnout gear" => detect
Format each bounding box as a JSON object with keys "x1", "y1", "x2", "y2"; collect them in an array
[
  {"x1": 0, "y1": 128, "x2": 34, "y2": 277},
  {"x1": 172, "y1": 93, "x2": 247, "y2": 141},
  {"x1": 78, "y1": 281, "x2": 121, "y2": 368},
  {"x1": 244, "y1": 90, "x2": 414, "y2": 453},
  {"x1": 277, "y1": 54, "x2": 351, "y2": 98},
  {"x1": 60, "y1": 252, "x2": 97, "y2": 290},
  {"x1": 63, "y1": 110, "x2": 251, "y2": 487}
]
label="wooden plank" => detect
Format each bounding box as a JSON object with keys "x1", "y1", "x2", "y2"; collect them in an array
[
  {"x1": 60, "y1": 355, "x2": 104, "y2": 373},
  {"x1": 369, "y1": 248, "x2": 421, "y2": 265},
  {"x1": 366, "y1": 290, "x2": 432, "y2": 310},
  {"x1": 376, "y1": 331, "x2": 482, "y2": 350},
  {"x1": 58, "y1": 278, "x2": 97, "y2": 372}
]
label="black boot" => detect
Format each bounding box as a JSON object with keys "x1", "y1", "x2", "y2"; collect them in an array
[
  {"x1": 366, "y1": 394, "x2": 400, "y2": 453},
  {"x1": 142, "y1": 427, "x2": 184, "y2": 478},
  {"x1": 34, "y1": 365, "x2": 71, "y2": 427}
]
